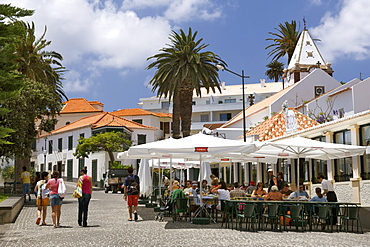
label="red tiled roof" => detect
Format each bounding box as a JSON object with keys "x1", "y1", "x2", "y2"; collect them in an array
[
  {"x1": 245, "y1": 108, "x2": 319, "y2": 141},
  {"x1": 111, "y1": 108, "x2": 172, "y2": 118},
  {"x1": 41, "y1": 112, "x2": 156, "y2": 137},
  {"x1": 61, "y1": 98, "x2": 103, "y2": 113}
]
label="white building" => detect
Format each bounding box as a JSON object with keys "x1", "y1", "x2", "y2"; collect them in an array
[{"x1": 139, "y1": 81, "x2": 282, "y2": 135}]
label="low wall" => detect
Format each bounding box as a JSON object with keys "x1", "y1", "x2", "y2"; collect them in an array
[{"x1": 0, "y1": 195, "x2": 24, "y2": 224}]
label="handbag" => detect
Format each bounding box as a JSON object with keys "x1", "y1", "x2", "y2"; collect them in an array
[
  {"x1": 72, "y1": 176, "x2": 83, "y2": 198},
  {"x1": 57, "y1": 178, "x2": 67, "y2": 198}
]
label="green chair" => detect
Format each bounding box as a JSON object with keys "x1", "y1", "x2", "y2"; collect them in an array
[
  {"x1": 172, "y1": 197, "x2": 189, "y2": 223},
  {"x1": 262, "y1": 203, "x2": 281, "y2": 231},
  {"x1": 340, "y1": 205, "x2": 363, "y2": 234},
  {"x1": 221, "y1": 200, "x2": 236, "y2": 229},
  {"x1": 285, "y1": 204, "x2": 305, "y2": 232},
  {"x1": 236, "y1": 203, "x2": 258, "y2": 231},
  {"x1": 312, "y1": 204, "x2": 333, "y2": 232}
]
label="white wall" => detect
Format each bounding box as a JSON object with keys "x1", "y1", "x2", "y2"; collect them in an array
[{"x1": 353, "y1": 78, "x2": 370, "y2": 113}]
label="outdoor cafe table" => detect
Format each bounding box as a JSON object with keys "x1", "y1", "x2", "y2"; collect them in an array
[
  {"x1": 187, "y1": 195, "x2": 218, "y2": 222},
  {"x1": 228, "y1": 199, "x2": 360, "y2": 232}
]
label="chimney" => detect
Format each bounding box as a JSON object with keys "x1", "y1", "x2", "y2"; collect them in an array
[
  {"x1": 221, "y1": 82, "x2": 226, "y2": 90},
  {"x1": 260, "y1": 79, "x2": 265, "y2": 87}
]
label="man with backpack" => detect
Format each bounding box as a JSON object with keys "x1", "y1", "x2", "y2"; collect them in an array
[{"x1": 123, "y1": 166, "x2": 140, "y2": 221}]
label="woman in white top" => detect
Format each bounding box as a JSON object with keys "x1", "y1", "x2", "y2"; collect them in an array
[
  {"x1": 34, "y1": 172, "x2": 50, "y2": 226},
  {"x1": 211, "y1": 181, "x2": 230, "y2": 213}
]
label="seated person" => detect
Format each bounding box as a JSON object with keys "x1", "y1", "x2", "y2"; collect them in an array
[
  {"x1": 251, "y1": 182, "x2": 267, "y2": 198},
  {"x1": 264, "y1": 185, "x2": 283, "y2": 201},
  {"x1": 168, "y1": 180, "x2": 181, "y2": 192},
  {"x1": 288, "y1": 184, "x2": 310, "y2": 200},
  {"x1": 201, "y1": 179, "x2": 209, "y2": 194},
  {"x1": 209, "y1": 175, "x2": 219, "y2": 193},
  {"x1": 280, "y1": 184, "x2": 293, "y2": 198},
  {"x1": 183, "y1": 180, "x2": 192, "y2": 193},
  {"x1": 229, "y1": 182, "x2": 246, "y2": 198},
  {"x1": 186, "y1": 181, "x2": 200, "y2": 212},
  {"x1": 245, "y1": 181, "x2": 256, "y2": 195},
  {"x1": 309, "y1": 187, "x2": 328, "y2": 202},
  {"x1": 211, "y1": 181, "x2": 230, "y2": 214}
]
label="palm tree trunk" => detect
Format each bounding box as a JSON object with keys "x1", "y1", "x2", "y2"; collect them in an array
[
  {"x1": 179, "y1": 82, "x2": 193, "y2": 137},
  {"x1": 172, "y1": 94, "x2": 181, "y2": 139}
]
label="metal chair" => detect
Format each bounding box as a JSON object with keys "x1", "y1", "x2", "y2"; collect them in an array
[
  {"x1": 340, "y1": 205, "x2": 363, "y2": 234},
  {"x1": 221, "y1": 200, "x2": 236, "y2": 229},
  {"x1": 172, "y1": 197, "x2": 189, "y2": 223},
  {"x1": 312, "y1": 204, "x2": 333, "y2": 232},
  {"x1": 236, "y1": 203, "x2": 258, "y2": 231},
  {"x1": 262, "y1": 203, "x2": 281, "y2": 231},
  {"x1": 285, "y1": 204, "x2": 305, "y2": 232}
]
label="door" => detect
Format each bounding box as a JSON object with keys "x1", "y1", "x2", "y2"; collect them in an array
[
  {"x1": 92, "y1": 159, "x2": 98, "y2": 185},
  {"x1": 67, "y1": 159, "x2": 73, "y2": 181}
]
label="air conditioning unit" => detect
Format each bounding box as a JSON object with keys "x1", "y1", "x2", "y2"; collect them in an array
[{"x1": 314, "y1": 86, "x2": 325, "y2": 97}]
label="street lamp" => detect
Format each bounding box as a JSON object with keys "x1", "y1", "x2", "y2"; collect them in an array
[
  {"x1": 43, "y1": 137, "x2": 48, "y2": 171},
  {"x1": 216, "y1": 64, "x2": 250, "y2": 142}
]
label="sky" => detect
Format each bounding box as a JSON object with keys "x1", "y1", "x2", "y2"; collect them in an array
[{"x1": 2, "y1": 0, "x2": 370, "y2": 112}]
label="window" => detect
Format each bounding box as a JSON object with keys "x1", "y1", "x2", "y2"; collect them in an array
[
  {"x1": 80, "y1": 133, "x2": 85, "y2": 139},
  {"x1": 78, "y1": 158, "x2": 85, "y2": 173},
  {"x1": 68, "y1": 136, "x2": 73, "y2": 150},
  {"x1": 225, "y1": 99, "x2": 236, "y2": 103},
  {"x1": 192, "y1": 101, "x2": 196, "y2": 105},
  {"x1": 200, "y1": 114, "x2": 209, "y2": 122},
  {"x1": 334, "y1": 130, "x2": 352, "y2": 181},
  {"x1": 311, "y1": 136, "x2": 327, "y2": 183},
  {"x1": 138, "y1": 134, "x2": 146, "y2": 145},
  {"x1": 220, "y1": 113, "x2": 232, "y2": 121},
  {"x1": 161, "y1": 102, "x2": 170, "y2": 109},
  {"x1": 133, "y1": 119, "x2": 143, "y2": 124},
  {"x1": 360, "y1": 124, "x2": 370, "y2": 180},
  {"x1": 48, "y1": 162, "x2": 52, "y2": 171},
  {"x1": 58, "y1": 138, "x2": 62, "y2": 152},
  {"x1": 48, "y1": 140, "x2": 53, "y2": 154}
]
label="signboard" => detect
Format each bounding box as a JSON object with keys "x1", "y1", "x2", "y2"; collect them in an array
[
  {"x1": 220, "y1": 158, "x2": 230, "y2": 161},
  {"x1": 194, "y1": 147, "x2": 208, "y2": 152},
  {"x1": 278, "y1": 152, "x2": 289, "y2": 157}
]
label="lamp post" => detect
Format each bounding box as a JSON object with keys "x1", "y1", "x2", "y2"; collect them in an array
[
  {"x1": 43, "y1": 137, "x2": 47, "y2": 171},
  {"x1": 216, "y1": 64, "x2": 250, "y2": 142}
]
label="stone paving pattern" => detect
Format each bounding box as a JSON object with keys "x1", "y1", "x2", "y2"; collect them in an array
[{"x1": 0, "y1": 182, "x2": 369, "y2": 247}]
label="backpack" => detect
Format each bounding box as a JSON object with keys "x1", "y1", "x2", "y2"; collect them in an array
[{"x1": 128, "y1": 175, "x2": 139, "y2": 195}]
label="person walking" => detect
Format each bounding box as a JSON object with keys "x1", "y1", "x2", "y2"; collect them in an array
[
  {"x1": 77, "y1": 167, "x2": 92, "y2": 227},
  {"x1": 123, "y1": 166, "x2": 140, "y2": 221},
  {"x1": 34, "y1": 172, "x2": 50, "y2": 226},
  {"x1": 21, "y1": 166, "x2": 31, "y2": 202},
  {"x1": 46, "y1": 171, "x2": 64, "y2": 228}
]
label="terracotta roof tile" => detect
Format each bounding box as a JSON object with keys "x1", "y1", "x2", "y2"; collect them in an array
[
  {"x1": 111, "y1": 108, "x2": 172, "y2": 118},
  {"x1": 245, "y1": 108, "x2": 319, "y2": 141},
  {"x1": 41, "y1": 112, "x2": 156, "y2": 137},
  {"x1": 61, "y1": 98, "x2": 103, "y2": 113}
]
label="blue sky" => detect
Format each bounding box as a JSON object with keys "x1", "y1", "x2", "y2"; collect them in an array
[{"x1": 3, "y1": 0, "x2": 370, "y2": 112}]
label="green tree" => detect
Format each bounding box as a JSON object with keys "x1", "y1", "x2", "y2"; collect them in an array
[
  {"x1": 265, "y1": 20, "x2": 300, "y2": 63},
  {"x1": 74, "y1": 132, "x2": 132, "y2": 167},
  {"x1": 0, "y1": 14, "x2": 67, "y2": 185},
  {"x1": 0, "y1": 4, "x2": 32, "y2": 145},
  {"x1": 146, "y1": 28, "x2": 224, "y2": 138},
  {"x1": 265, "y1": 60, "x2": 284, "y2": 82}
]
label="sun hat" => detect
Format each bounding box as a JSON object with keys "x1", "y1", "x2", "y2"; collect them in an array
[
  {"x1": 191, "y1": 181, "x2": 198, "y2": 185},
  {"x1": 271, "y1": 185, "x2": 279, "y2": 192},
  {"x1": 267, "y1": 168, "x2": 273, "y2": 172}
]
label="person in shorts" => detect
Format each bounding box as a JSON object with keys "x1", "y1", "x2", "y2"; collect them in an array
[
  {"x1": 34, "y1": 172, "x2": 50, "y2": 225},
  {"x1": 46, "y1": 171, "x2": 63, "y2": 228},
  {"x1": 123, "y1": 167, "x2": 140, "y2": 221},
  {"x1": 21, "y1": 166, "x2": 31, "y2": 202}
]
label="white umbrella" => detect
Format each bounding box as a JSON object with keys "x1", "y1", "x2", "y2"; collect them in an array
[
  {"x1": 198, "y1": 161, "x2": 212, "y2": 184},
  {"x1": 137, "y1": 159, "x2": 152, "y2": 197},
  {"x1": 252, "y1": 136, "x2": 366, "y2": 196}
]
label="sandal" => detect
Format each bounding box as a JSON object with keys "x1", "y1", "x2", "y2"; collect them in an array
[
  {"x1": 41, "y1": 222, "x2": 47, "y2": 226},
  {"x1": 36, "y1": 217, "x2": 41, "y2": 225}
]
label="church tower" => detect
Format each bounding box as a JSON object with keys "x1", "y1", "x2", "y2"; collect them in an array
[{"x1": 282, "y1": 28, "x2": 334, "y2": 88}]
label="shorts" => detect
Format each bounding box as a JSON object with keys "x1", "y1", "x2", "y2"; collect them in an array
[
  {"x1": 23, "y1": 183, "x2": 30, "y2": 194},
  {"x1": 50, "y1": 194, "x2": 63, "y2": 206},
  {"x1": 127, "y1": 195, "x2": 139, "y2": 206},
  {"x1": 36, "y1": 196, "x2": 50, "y2": 206}
]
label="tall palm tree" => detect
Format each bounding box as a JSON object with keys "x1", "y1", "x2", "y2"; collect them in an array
[
  {"x1": 265, "y1": 20, "x2": 300, "y2": 63},
  {"x1": 265, "y1": 60, "x2": 284, "y2": 82},
  {"x1": 1, "y1": 20, "x2": 67, "y2": 181},
  {"x1": 146, "y1": 28, "x2": 224, "y2": 138}
]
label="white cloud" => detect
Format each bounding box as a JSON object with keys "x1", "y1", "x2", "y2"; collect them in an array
[{"x1": 310, "y1": 0, "x2": 370, "y2": 62}]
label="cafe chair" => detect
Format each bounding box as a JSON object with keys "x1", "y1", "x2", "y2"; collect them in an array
[
  {"x1": 236, "y1": 203, "x2": 258, "y2": 232},
  {"x1": 340, "y1": 205, "x2": 363, "y2": 234},
  {"x1": 285, "y1": 204, "x2": 305, "y2": 232},
  {"x1": 262, "y1": 204, "x2": 281, "y2": 231},
  {"x1": 221, "y1": 200, "x2": 236, "y2": 229},
  {"x1": 172, "y1": 197, "x2": 189, "y2": 223},
  {"x1": 312, "y1": 204, "x2": 333, "y2": 232}
]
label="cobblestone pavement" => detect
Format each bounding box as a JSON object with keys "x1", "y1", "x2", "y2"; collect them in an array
[{"x1": 0, "y1": 182, "x2": 369, "y2": 247}]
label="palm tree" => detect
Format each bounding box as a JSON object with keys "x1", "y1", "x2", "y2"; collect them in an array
[
  {"x1": 265, "y1": 60, "x2": 284, "y2": 82},
  {"x1": 146, "y1": 28, "x2": 224, "y2": 138},
  {"x1": 265, "y1": 20, "x2": 300, "y2": 63},
  {"x1": 1, "y1": 20, "x2": 67, "y2": 181}
]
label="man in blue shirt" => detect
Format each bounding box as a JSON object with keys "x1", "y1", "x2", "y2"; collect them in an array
[
  {"x1": 310, "y1": 187, "x2": 327, "y2": 202},
  {"x1": 288, "y1": 184, "x2": 310, "y2": 200}
]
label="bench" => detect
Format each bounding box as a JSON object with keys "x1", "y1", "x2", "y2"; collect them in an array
[{"x1": 0, "y1": 195, "x2": 24, "y2": 224}]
